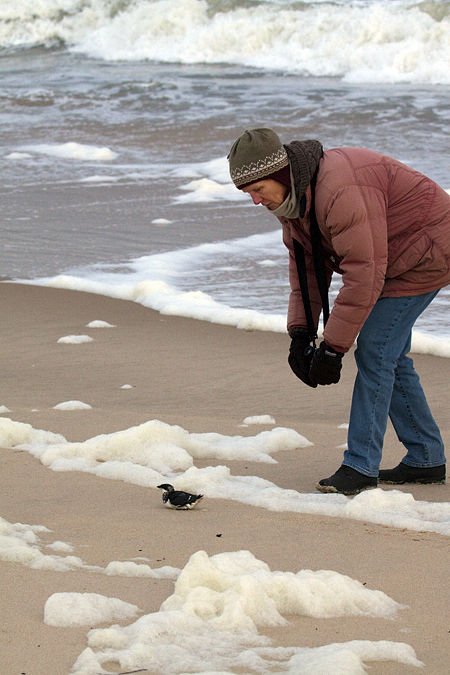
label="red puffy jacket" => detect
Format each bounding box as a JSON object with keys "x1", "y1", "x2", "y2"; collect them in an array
[{"x1": 281, "y1": 147, "x2": 450, "y2": 352}]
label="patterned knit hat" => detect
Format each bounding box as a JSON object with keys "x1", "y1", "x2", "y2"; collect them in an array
[{"x1": 228, "y1": 128, "x2": 290, "y2": 189}]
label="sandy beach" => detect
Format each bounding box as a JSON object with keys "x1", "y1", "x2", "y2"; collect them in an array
[{"x1": 1, "y1": 281, "x2": 450, "y2": 675}]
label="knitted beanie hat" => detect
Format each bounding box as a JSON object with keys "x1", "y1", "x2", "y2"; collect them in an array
[{"x1": 228, "y1": 128, "x2": 290, "y2": 189}]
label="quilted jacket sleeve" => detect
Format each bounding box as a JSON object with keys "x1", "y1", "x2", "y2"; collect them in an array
[{"x1": 321, "y1": 184, "x2": 388, "y2": 351}]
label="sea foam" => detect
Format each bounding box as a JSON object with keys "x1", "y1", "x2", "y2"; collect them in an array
[
  {"x1": 69, "y1": 549, "x2": 422, "y2": 675},
  {"x1": 2, "y1": 417, "x2": 450, "y2": 536},
  {"x1": 0, "y1": 515, "x2": 180, "y2": 577},
  {"x1": 20, "y1": 142, "x2": 118, "y2": 161},
  {"x1": 44, "y1": 592, "x2": 141, "y2": 627},
  {"x1": 0, "y1": 513, "x2": 423, "y2": 673}
]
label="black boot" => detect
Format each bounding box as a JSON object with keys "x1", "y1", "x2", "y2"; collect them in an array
[
  {"x1": 316, "y1": 465, "x2": 377, "y2": 495},
  {"x1": 378, "y1": 462, "x2": 446, "y2": 484}
]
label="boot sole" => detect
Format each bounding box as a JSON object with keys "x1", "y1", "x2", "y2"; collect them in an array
[
  {"x1": 316, "y1": 482, "x2": 377, "y2": 496},
  {"x1": 378, "y1": 478, "x2": 446, "y2": 485}
]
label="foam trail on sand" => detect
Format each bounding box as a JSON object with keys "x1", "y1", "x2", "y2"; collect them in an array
[
  {"x1": 1, "y1": 417, "x2": 450, "y2": 537},
  {"x1": 0, "y1": 516, "x2": 180, "y2": 577}
]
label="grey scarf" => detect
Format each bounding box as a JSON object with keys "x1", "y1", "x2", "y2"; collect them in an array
[
  {"x1": 270, "y1": 139, "x2": 323, "y2": 219},
  {"x1": 269, "y1": 165, "x2": 301, "y2": 219}
]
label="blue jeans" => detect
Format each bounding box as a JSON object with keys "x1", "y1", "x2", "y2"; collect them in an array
[{"x1": 343, "y1": 291, "x2": 446, "y2": 477}]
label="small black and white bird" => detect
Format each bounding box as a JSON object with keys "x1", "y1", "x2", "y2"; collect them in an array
[{"x1": 157, "y1": 483, "x2": 203, "y2": 510}]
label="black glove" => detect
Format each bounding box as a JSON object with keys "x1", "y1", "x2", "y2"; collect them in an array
[
  {"x1": 288, "y1": 328, "x2": 317, "y2": 389},
  {"x1": 309, "y1": 341, "x2": 344, "y2": 386}
]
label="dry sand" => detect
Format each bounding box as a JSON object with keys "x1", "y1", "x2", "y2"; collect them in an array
[{"x1": 1, "y1": 282, "x2": 449, "y2": 675}]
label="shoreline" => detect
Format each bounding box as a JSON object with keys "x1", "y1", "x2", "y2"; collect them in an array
[{"x1": 9, "y1": 274, "x2": 450, "y2": 359}]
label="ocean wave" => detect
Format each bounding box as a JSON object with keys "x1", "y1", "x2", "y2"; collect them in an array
[{"x1": 1, "y1": 0, "x2": 450, "y2": 84}]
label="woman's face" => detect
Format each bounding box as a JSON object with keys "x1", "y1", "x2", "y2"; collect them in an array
[{"x1": 241, "y1": 179, "x2": 289, "y2": 210}]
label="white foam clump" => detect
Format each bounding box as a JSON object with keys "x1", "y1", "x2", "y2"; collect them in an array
[
  {"x1": 173, "y1": 156, "x2": 231, "y2": 183},
  {"x1": 44, "y1": 592, "x2": 141, "y2": 627},
  {"x1": 175, "y1": 177, "x2": 246, "y2": 204},
  {"x1": 243, "y1": 415, "x2": 276, "y2": 425},
  {"x1": 20, "y1": 142, "x2": 118, "y2": 161},
  {"x1": 57, "y1": 334, "x2": 93, "y2": 344},
  {"x1": 0, "y1": 417, "x2": 307, "y2": 475},
  {"x1": 0, "y1": 516, "x2": 180, "y2": 578},
  {"x1": 46, "y1": 540, "x2": 74, "y2": 553},
  {"x1": 71, "y1": 549, "x2": 422, "y2": 675},
  {"x1": 5, "y1": 152, "x2": 32, "y2": 160},
  {"x1": 0, "y1": 405, "x2": 11, "y2": 413},
  {"x1": 53, "y1": 401, "x2": 92, "y2": 411},
  {"x1": 103, "y1": 560, "x2": 179, "y2": 578},
  {"x1": 80, "y1": 175, "x2": 120, "y2": 183},
  {"x1": 163, "y1": 551, "x2": 403, "y2": 621},
  {"x1": 0, "y1": 416, "x2": 65, "y2": 448},
  {"x1": 151, "y1": 218, "x2": 173, "y2": 225},
  {"x1": 173, "y1": 157, "x2": 246, "y2": 204},
  {"x1": 86, "y1": 320, "x2": 116, "y2": 328}
]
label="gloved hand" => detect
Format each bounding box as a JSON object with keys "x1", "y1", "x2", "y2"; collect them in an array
[
  {"x1": 288, "y1": 327, "x2": 317, "y2": 389},
  {"x1": 309, "y1": 341, "x2": 344, "y2": 386}
]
